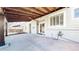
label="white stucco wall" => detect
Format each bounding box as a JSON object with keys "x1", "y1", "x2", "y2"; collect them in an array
[
  {"x1": 10, "y1": 8, "x2": 79, "y2": 42},
  {"x1": 45, "y1": 8, "x2": 79, "y2": 42},
  {"x1": 28, "y1": 7, "x2": 79, "y2": 42},
  {"x1": 24, "y1": 22, "x2": 30, "y2": 33},
  {"x1": 29, "y1": 20, "x2": 37, "y2": 34}
]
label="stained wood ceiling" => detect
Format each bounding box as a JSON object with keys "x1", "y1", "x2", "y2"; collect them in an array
[{"x1": 2, "y1": 7, "x2": 64, "y2": 22}]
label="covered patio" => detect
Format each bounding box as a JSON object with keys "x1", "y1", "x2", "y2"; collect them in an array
[
  {"x1": 0, "y1": 7, "x2": 63, "y2": 46},
  {"x1": 0, "y1": 7, "x2": 79, "y2": 51}
]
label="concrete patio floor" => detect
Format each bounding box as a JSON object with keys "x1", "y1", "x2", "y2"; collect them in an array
[{"x1": 0, "y1": 34, "x2": 79, "y2": 51}]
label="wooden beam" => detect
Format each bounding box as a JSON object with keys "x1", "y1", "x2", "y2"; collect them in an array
[
  {"x1": 7, "y1": 7, "x2": 42, "y2": 16},
  {"x1": 4, "y1": 7, "x2": 40, "y2": 16},
  {"x1": 4, "y1": 11, "x2": 37, "y2": 19},
  {"x1": 6, "y1": 14, "x2": 31, "y2": 19},
  {"x1": 34, "y1": 7, "x2": 49, "y2": 13},
  {"x1": 22, "y1": 7, "x2": 44, "y2": 15},
  {"x1": 32, "y1": 7, "x2": 47, "y2": 14},
  {"x1": 4, "y1": 10, "x2": 31, "y2": 16},
  {"x1": 33, "y1": 7, "x2": 65, "y2": 20},
  {"x1": 26, "y1": 7, "x2": 45, "y2": 15},
  {"x1": 8, "y1": 18, "x2": 31, "y2": 22},
  {"x1": 3, "y1": 8, "x2": 40, "y2": 20},
  {"x1": 42, "y1": 7, "x2": 51, "y2": 12},
  {"x1": 3, "y1": 7, "x2": 65, "y2": 22},
  {"x1": 5, "y1": 13, "x2": 32, "y2": 22},
  {"x1": 6, "y1": 16, "x2": 31, "y2": 22}
]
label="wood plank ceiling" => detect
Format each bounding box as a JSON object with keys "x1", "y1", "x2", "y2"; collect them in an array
[{"x1": 2, "y1": 7, "x2": 64, "y2": 22}]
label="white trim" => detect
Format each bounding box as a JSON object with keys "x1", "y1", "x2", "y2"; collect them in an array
[
  {"x1": 72, "y1": 8, "x2": 79, "y2": 20},
  {"x1": 50, "y1": 12, "x2": 65, "y2": 27}
]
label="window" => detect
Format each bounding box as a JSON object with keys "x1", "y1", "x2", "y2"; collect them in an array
[
  {"x1": 60, "y1": 14, "x2": 63, "y2": 25},
  {"x1": 50, "y1": 13, "x2": 64, "y2": 26},
  {"x1": 40, "y1": 23, "x2": 45, "y2": 33},
  {"x1": 55, "y1": 15, "x2": 59, "y2": 25},
  {"x1": 50, "y1": 17, "x2": 53, "y2": 26},
  {"x1": 53, "y1": 17, "x2": 55, "y2": 25},
  {"x1": 74, "y1": 8, "x2": 79, "y2": 18}
]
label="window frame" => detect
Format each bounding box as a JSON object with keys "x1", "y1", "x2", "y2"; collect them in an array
[
  {"x1": 50, "y1": 13, "x2": 64, "y2": 26},
  {"x1": 74, "y1": 8, "x2": 79, "y2": 18}
]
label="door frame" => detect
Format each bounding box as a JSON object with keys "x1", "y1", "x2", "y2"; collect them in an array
[
  {"x1": 39, "y1": 22, "x2": 45, "y2": 34},
  {"x1": 29, "y1": 23, "x2": 31, "y2": 33}
]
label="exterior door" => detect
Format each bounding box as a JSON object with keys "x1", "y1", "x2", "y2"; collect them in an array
[{"x1": 40, "y1": 23, "x2": 45, "y2": 34}]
